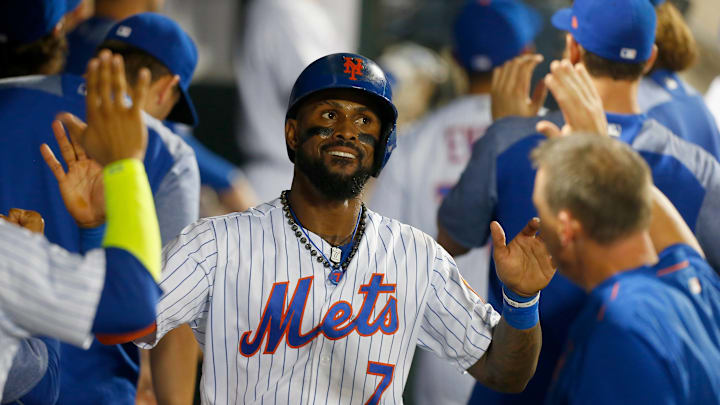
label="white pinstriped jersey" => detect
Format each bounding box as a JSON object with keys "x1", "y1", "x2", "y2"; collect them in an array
[
  {"x1": 0, "y1": 219, "x2": 105, "y2": 397},
  {"x1": 139, "y1": 198, "x2": 500, "y2": 404}
]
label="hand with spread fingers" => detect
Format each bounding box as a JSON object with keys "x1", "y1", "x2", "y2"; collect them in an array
[
  {"x1": 536, "y1": 60, "x2": 608, "y2": 139},
  {"x1": 0, "y1": 208, "x2": 45, "y2": 234},
  {"x1": 41, "y1": 119, "x2": 105, "y2": 228},
  {"x1": 491, "y1": 54, "x2": 547, "y2": 120},
  {"x1": 490, "y1": 218, "x2": 555, "y2": 297},
  {"x1": 69, "y1": 49, "x2": 151, "y2": 166}
]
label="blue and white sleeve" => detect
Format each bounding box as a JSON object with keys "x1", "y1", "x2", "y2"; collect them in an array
[
  {"x1": 417, "y1": 246, "x2": 501, "y2": 372},
  {"x1": 437, "y1": 126, "x2": 498, "y2": 248}
]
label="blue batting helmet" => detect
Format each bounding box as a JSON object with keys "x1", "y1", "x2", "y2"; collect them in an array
[{"x1": 285, "y1": 53, "x2": 398, "y2": 177}]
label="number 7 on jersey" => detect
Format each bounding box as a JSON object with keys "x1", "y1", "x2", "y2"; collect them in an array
[{"x1": 365, "y1": 361, "x2": 395, "y2": 405}]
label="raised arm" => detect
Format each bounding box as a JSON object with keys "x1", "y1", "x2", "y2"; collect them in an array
[{"x1": 467, "y1": 218, "x2": 555, "y2": 392}]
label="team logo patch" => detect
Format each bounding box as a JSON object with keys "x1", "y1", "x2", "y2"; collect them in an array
[
  {"x1": 116, "y1": 25, "x2": 132, "y2": 38},
  {"x1": 571, "y1": 16, "x2": 578, "y2": 30},
  {"x1": 620, "y1": 48, "x2": 637, "y2": 60},
  {"x1": 343, "y1": 56, "x2": 364, "y2": 81}
]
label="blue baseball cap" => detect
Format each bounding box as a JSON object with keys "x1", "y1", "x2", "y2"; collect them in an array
[
  {"x1": 551, "y1": 0, "x2": 657, "y2": 63},
  {"x1": 453, "y1": 0, "x2": 542, "y2": 72},
  {"x1": 104, "y1": 13, "x2": 199, "y2": 126},
  {"x1": 649, "y1": 0, "x2": 666, "y2": 6},
  {"x1": 0, "y1": 0, "x2": 69, "y2": 44}
]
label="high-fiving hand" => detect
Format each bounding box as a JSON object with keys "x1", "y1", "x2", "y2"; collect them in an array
[
  {"x1": 490, "y1": 218, "x2": 555, "y2": 297},
  {"x1": 40, "y1": 50, "x2": 151, "y2": 227},
  {"x1": 56, "y1": 50, "x2": 151, "y2": 166},
  {"x1": 491, "y1": 54, "x2": 547, "y2": 121},
  {"x1": 536, "y1": 60, "x2": 607, "y2": 139},
  {"x1": 41, "y1": 119, "x2": 105, "y2": 228}
]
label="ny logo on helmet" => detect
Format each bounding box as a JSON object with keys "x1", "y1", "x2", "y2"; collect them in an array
[{"x1": 343, "y1": 56, "x2": 364, "y2": 81}]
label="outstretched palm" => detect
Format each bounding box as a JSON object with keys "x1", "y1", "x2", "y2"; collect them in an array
[
  {"x1": 490, "y1": 219, "x2": 556, "y2": 297},
  {"x1": 41, "y1": 119, "x2": 105, "y2": 228}
]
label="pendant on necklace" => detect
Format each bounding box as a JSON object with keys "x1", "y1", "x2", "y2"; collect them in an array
[
  {"x1": 328, "y1": 268, "x2": 344, "y2": 285},
  {"x1": 330, "y1": 246, "x2": 342, "y2": 264}
]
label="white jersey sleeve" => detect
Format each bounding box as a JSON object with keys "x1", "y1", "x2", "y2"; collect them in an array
[
  {"x1": 417, "y1": 247, "x2": 500, "y2": 372},
  {"x1": 0, "y1": 219, "x2": 105, "y2": 349},
  {"x1": 138, "y1": 218, "x2": 219, "y2": 348}
]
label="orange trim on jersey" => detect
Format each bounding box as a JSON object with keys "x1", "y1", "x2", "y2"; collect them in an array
[
  {"x1": 462, "y1": 277, "x2": 486, "y2": 303},
  {"x1": 96, "y1": 322, "x2": 157, "y2": 345},
  {"x1": 609, "y1": 281, "x2": 620, "y2": 301},
  {"x1": 656, "y1": 260, "x2": 689, "y2": 277}
]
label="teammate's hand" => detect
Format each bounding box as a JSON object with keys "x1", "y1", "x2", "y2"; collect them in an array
[
  {"x1": 491, "y1": 54, "x2": 547, "y2": 121},
  {"x1": 70, "y1": 49, "x2": 151, "y2": 166},
  {"x1": 536, "y1": 60, "x2": 607, "y2": 138},
  {"x1": 490, "y1": 218, "x2": 555, "y2": 297},
  {"x1": 41, "y1": 119, "x2": 105, "y2": 228},
  {"x1": 0, "y1": 208, "x2": 45, "y2": 234}
]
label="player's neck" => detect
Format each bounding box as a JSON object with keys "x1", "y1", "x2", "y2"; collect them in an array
[
  {"x1": 287, "y1": 174, "x2": 364, "y2": 246},
  {"x1": 591, "y1": 76, "x2": 642, "y2": 115},
  {"x1": 575, "y1": 231, "x2": 658, "y2": 292}
]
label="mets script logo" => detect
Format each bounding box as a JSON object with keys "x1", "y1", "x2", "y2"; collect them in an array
[
  {"x1": 239, "y1": 274, "x2": 398, "y2": 356},
  {"x1": 343, "y1": 56, "x2": 364, "y2": 81}
]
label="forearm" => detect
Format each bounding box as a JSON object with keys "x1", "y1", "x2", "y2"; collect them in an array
[
  {"x1": 649, "y1": 186, "x2": 704, "y2": 256},
  {"x1": 467, "y1": 319, "x2": 541, "y2": 392},
  {"x1": 150, "y1": 325, "x2": 199, "y2": 405}
]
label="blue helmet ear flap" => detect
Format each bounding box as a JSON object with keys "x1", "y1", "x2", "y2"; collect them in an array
[{"x1": 285, "y1": 53, "x2": 398, "y2": 176}]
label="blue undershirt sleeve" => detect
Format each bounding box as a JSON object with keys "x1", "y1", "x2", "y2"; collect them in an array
[
  {"x1": 92, "y1": 248, "x2": 161, "y2": 338},
  {"x1": 13, "y1": 337, "x2": 60, "y2": 405},
  {"x1": 79, "y1": 224, "x2": 106, "y2": 254}
]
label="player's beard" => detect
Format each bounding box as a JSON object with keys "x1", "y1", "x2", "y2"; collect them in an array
[{"x1": 295, "y1": 129, "x2": 373, "y2": 201}]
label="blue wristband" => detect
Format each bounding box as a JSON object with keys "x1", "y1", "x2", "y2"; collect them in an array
[{"x1": 501, "y1": 286, "x2": 540, "y2": 330}]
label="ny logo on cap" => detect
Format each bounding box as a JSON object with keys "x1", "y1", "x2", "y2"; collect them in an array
[
  {"x1": 343, "y1": 56, "x2": 364, "y2": 81},
  {"x1": 620, "y1": 48, "x2": 637, "y2": 61},
  {"x1": 116, "y1": 26, "x2": 132, "y2": 38}
]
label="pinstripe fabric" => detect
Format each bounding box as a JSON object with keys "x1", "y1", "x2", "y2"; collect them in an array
[
  {"x1": 141, "y1": 198, "x2": 500, "y2": 404},
  {"x1": 0, "y1": 219, "x2": 106, "y2": 398}
]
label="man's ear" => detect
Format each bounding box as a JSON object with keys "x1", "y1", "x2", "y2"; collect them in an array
[
  {"x1": 557, "y1": 210, "x2": 582, "y2": 247},
  {"x1": 567, "y1": 34, "x2": 582, "y2": 65},
  {"x1": 157, "y1": 74, "x2": 180, "y2": 105},
  {"x1": 285, "y1": 119, "x2": 299, "y2": 153},
  {"x1": 643, "y1": 44, "x2": 659, "y2": 75},
  {"x1": 51, "y1": 18, "x2": 65, "y2": 37}
]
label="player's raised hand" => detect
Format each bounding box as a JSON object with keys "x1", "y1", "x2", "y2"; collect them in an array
[
  {"x1": 491, "y1": 54, "x2": 547, "y2": 120},
  {"x1": 0, "y1": 208, "x2": 45, "y2": 234},
  {"x1": 490, "y1": 218, "x2": 555, "y2": 297},
  {"x1": 40, "y1": 119, "x2": 105, "y2": 228},
  {"x1": 536, "y1": 60, "x2": 607, "y2": 138},
  {"x1": 73, "y1": 49, "x2": 151, "y2": 166}
]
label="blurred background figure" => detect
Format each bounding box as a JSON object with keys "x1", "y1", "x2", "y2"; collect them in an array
[
  {"x1": 638, "y1": 0, "x2": 720, "y2": 160},
  {"x1": 370, "y1": 2, "x2": 542, "y2": 404},
  {"x1": 233, "y1": 0, "x2": 361, "y2": 202},
  {"x1": 65, "y1": 0, "x2": 165, "y2": 75},
  {"x1": 377, "y1": 42, "x2": 450, "y2": 130}
]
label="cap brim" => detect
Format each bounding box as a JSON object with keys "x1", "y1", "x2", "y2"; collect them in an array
[
  {"x1": 167, "y1": 86, "x2": 198, "y2": 127},
  {"x1": 551, "y1": 8, "x2": 573, "y2": 31}
]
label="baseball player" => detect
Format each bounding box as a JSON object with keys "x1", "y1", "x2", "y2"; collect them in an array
[
  {"x1": 369, "y1": 1, "x2": 541, "y2": 404},
  {"x1": 0, "y1": 57, "x2": 162, "y2": 402},
  {"x1": 86, "y1": 53, "x2": 557, "y2": 404},
  {"x1": 0, "y1": 2, "x2": 200, "y2": 403},
  {"x1": 534, "y1": 64, "x2": 720, "y2": 405},
  {"x1": 436, "y1": 0, "x2": 720, "y2": 404},
  {"x1": 637, "y1": 0, "x2": 720, "y2": 160}
]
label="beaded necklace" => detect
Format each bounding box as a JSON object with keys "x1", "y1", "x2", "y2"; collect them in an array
[{"x1": 280, "y1": 190, "x2": 366, "y2": 285}]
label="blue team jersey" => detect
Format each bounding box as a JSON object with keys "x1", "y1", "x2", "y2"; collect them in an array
[
  {"x1": 639, "y1": 69, "x2": 720, "y2": 161},
  {"x1": 65, "y1": 16, "x2": 116, "y2": 76},
  {"x1": 437, "y1": 111, "x2": 720, "y2": 405},
  {"x1": 0, "y1": 74, "x2": 200, "y2": 404},
  {"x1": 546, "y1": 244, "x2": 720, "y2": 405}
]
